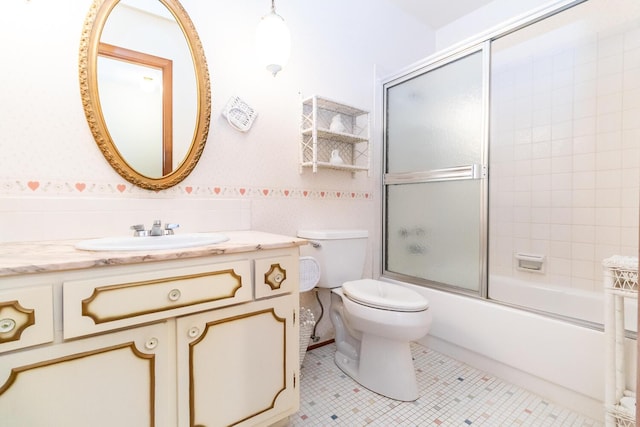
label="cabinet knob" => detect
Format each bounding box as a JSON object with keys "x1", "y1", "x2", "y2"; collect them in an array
[
  {"x1": 264, "y1": 263, "x2": 287, "y2": 290},
  {"x1": 144, "y1": 337, "x2": 158, "y2": 350},
  {"x1": 0, "y1": 318, "x2": 16, "y2": 334},
  {"x1": 188, "y1": 326, "x2": 200, "y2": 338},
  {"x1": 168, "y1": 289, "x2": 182, "y2": 302}
]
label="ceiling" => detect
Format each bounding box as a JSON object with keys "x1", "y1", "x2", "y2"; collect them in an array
[{"x1": 387, "y1": 0, "x2": 496, "y2": 29}]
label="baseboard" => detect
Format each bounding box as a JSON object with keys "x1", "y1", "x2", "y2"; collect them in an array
[{"x1": 307, "y1": 339, "x2": 334, "y2": 351}]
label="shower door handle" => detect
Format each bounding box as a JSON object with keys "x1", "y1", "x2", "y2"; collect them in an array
[{"x1": 384, "y1": 164, "x2": 486, "y2": 185}]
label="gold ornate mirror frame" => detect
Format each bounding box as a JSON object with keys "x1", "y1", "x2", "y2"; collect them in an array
[{"x1": 79, "y1": 0, "x2": 211, "y2": 191}]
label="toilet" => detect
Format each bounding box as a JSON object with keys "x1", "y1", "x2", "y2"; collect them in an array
[{"x1": 297, "y1": 229, "x2": 432, "y2": 401}]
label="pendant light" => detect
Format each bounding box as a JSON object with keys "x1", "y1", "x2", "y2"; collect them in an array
[{"x1": 256, "y1": 0, "x2": 291, "y2": 76}]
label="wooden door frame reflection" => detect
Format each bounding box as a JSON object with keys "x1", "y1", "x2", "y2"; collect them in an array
[{"x1": 98, "y1": 42, "x2": 173, "y2": 175}]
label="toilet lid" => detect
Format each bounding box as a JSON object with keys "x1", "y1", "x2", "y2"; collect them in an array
[{"x1": 342, "y1": 279, "x2": 429, "y2": 312}]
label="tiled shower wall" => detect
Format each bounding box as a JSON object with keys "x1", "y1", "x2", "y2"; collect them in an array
[{"x1": 489, "y1": 4, "x2": 640, "y2": 292}]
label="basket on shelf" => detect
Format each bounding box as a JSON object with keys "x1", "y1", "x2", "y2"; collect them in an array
[
  {"x1": 299, "y1": 307, "x2": 316, "y2": 367},
  {"x1": 603, "y1": 255, "x2": 638, "y2": 293},
  {"x1": 605, "y1": 403, "x2": 636, "y2": 427}
]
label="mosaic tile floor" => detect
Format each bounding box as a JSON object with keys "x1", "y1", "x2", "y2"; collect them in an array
[{"x1": 289, "y1": 343, "x2": 602, "y2": 426}]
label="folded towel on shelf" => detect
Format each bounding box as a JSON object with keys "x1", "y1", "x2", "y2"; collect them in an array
[
  {"x1": 619, "y1": 395, "x2": 636, "y2": 415},
  {"x1": 602, "y1": 255, "x2": 638, "y2": 271}
]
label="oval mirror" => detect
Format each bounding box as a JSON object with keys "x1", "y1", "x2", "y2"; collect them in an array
[{"x1": 79, "y1": 0, "x2": 211, "y2": 190}]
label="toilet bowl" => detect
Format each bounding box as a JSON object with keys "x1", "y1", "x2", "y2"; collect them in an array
[
  {"x1": 331, "y1": 280, "x2": 431, "y2": 401},
  {"x1": 297, "y1": 229, "x2": 432, "y2": 401}
]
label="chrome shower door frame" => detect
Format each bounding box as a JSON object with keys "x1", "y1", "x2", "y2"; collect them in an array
[{"x1": 382, "y1": 43, "x2": 490, "y2": 297}]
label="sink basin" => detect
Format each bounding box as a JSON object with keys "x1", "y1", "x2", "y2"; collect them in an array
[{"x1": 75, "y1": 233, "x2": 229, "y2": 251}]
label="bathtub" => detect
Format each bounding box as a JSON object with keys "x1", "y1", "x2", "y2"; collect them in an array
[{"x1": 488, "y1": 274, "x2": 637, "y2": 332}]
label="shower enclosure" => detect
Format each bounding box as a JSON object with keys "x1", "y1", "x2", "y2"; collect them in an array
[
  {"x1": 383, "y1": 0, "x2": 640, "y2": 326},
  {"x1": 384, "y1": 47, "x2": 488, "y2": 296}
]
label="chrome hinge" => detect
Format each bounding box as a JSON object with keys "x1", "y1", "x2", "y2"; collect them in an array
[{"x1": 293, "y1": 309, "x2": 296, "y2": 325}]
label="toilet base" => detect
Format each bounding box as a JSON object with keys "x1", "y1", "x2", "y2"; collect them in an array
[{"x1": 334, "y1": 333, "x2": 419, "y2": 402}]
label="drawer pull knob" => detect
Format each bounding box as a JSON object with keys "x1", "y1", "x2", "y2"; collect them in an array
[
  {"x1": 0, "y1": 318, "x2": 16, "y2": 334},
  {"x1": 168, "y1": 289, "x2": 182, "y2": 301},
  {"x1": 188, "y1": 326, "x2": 200, "y2": 338},
  {"x1": 265, "y1": 263, "x2": 287, "y2": 290},
  {"x1": 145, "y1": 337, "x2": 158, "y2": 350}
]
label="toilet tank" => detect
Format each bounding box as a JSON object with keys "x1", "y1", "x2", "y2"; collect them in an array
[{"x1": 297, "y1": 229, "x2": 368, "y2": 288}]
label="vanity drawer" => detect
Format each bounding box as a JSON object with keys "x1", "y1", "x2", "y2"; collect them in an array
[
  {"x1": 254, "y1": 255, "x2": 298, "y2": 299},
  {"x1": 0, "y1": 285, "x2": 53, "y2": 354},
  {"x1": 63, "y1": 260, "x2": 251, "y2": 339}
]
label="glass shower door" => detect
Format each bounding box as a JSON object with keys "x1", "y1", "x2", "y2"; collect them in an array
[{"x1": 383, "y1": 46, "x2": 488, "y2": 294}]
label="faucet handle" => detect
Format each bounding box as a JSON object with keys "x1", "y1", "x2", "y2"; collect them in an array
[
  {"x1": 130, "y1": 224, "x2": 147, "y2": 237},
  {"x1": 164, "y1": 223, "x2": 180, "y2": 235}
]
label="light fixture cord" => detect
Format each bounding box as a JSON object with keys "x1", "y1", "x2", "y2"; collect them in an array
[{"x1": 271, "y1": 0, "x2": 276, "y2": 13}]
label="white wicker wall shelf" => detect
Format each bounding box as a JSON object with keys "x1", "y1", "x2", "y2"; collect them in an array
[
  {"x1": 603, "y1": 255, "x2": 638, "y2": 427},
  {"x1": 300, "y1": 95, "x2": 370, "y2": 176}
]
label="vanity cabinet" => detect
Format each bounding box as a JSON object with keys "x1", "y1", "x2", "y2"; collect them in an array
[
  {"x1": 0, "y1": 241, "x2": 301, "y2": 427},
  {"x1": 300, "y1": 95, "x2": 370, "y2": 175}
]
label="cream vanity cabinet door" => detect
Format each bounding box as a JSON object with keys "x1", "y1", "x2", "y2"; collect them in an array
[
  {"x1": 254, "y1": 254, "x2": 298, "y2": 299},
  {"x1": 0, "y1": 321, "x2": 171, "y2": 427},
  {"x1": 176, "y1": 294, "x2": 299, "y2": 427},
  {"x1": 63, "y1": 259, "x2": 251, "y2": 339},
  {"x1": 0, "y1": 285, "x2": 53, "y2": 354}
]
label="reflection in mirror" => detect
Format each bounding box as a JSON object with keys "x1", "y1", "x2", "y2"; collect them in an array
[
  {"x1": 98, "y1": 43, "x2": 173, "y2": 177},
  {"x1": 79, "y1": 0, "x2": 210, "y2": 190}
]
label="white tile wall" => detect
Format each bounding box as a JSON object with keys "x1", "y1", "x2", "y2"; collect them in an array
[{"x1": 489, "y1": 5, "x2": 640, "y2": 300}]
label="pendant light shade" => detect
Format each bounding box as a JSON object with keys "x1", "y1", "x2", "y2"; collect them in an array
[{"x1": 256, "y1": 0, "x2": 291, "y2": 76}]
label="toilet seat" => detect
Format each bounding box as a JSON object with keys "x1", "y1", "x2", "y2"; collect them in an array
[{"x1": 342, "y1": 279, "x2": 429, "y2": 312}]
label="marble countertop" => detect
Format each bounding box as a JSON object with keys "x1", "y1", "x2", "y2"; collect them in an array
[{"x1": 0, "y1": 230, "x2": 307, "y2": 277}]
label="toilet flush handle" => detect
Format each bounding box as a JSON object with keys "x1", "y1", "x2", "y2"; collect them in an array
[{"x1": 309, "y1": 241, "x2": 321, "y2": 249}]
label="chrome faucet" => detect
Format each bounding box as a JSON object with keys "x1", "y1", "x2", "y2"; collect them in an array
[
  {"x1": 150, "y1": 220, "x2": 164, "y2": 236},
  {"x1": 130, "y1": 220, "x2": 180, "y2": 237}
]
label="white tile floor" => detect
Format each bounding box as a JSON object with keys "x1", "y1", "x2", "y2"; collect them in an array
[{"x1": 290, "y1": 343, "x2": 602, "y2": 426}]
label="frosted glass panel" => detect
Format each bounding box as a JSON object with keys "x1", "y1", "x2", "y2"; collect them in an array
[
  {"x1": 386, "y1": 180, "x2": 482, "y2": 291},
  {"x1": 386, "y1": 51, "x2": 484, "y2": 174},
  {"x1": 384, "y1": 48, "x2": 485, "y2": 293}
]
